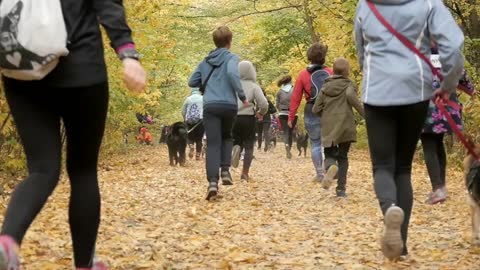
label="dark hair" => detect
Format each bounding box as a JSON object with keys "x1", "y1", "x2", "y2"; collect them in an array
[
  {"x1": 213, "y1": 26, "x2": 233, "y2": 48},
  {"x1": 307, "y1": 42, "x2": 328, "y2": 65},
  {"x1": 277, "y1": 75, "x2": 292, "y2": 87}
]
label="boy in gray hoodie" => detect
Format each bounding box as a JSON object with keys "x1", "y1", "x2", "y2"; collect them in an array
[
  {"x1": 231, "y1": 61, "x2": 268, "y2": 181},
  {"x1": 189, "y1": 26, "x2": 247, "y2": 200}
]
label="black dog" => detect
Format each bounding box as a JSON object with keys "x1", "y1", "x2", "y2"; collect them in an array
[
  {"x1": 167, "y1": 122, "x2": 187, "y2": 166},
  {"x1": 296, "y1": 133, "x2": 309, "y2": 157}
]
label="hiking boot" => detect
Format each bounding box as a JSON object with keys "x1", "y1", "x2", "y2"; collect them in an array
[
  {"x1": 241, "y1": 170, "x2": 249, "y2": 181},
  {"x1": 381, "y1": 206, "x2": 405, "y2": 260},
  {"x1": 425, "y1": 186, "x2": 447, "y2": 205},
  {"x1": 0, "y1": 235, "x2": 20, "y2": 270},
  {"x1": 322, "y1": 165, "x2": 338, "y2": 190},
  {"x1": 232, "y1": 145, "x2": 241, "y2": 168},
  {"x1": 188, "y1": 145, "x2": 194, "y2": 159},
  {"x1": 76, "y1": 261, "x2": 108, "y2": 270},
  {"x1": 221, "y1": 170, "x2": 233, "y2": 186},
  {"x1": 206, "y1": 181, "x2": 219, "y2": 201},
  {"x1": 336, "y1": 189, "x2": 347, "y2": 198}
]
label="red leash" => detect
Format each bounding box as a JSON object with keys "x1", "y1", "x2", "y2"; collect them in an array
[{"x1": 435, "y1": 98, "x2": 480, "y2": 161}]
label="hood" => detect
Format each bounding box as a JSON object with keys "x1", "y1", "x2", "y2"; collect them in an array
[
  {"x1": 323, "y1": 75, "x2": 351, "y2": 97},
  {"x1": 280, "y1": 83, "x2": 293, "y2": 93},
  {"x1": 368, "y1": 0, "x2": 414, "y2": 4},
  {"x1": 206, "y1": 48, "x2": 232, "y2": 67},
  {"x1": 238, "y1": 60, "x2": 256, "y2": 81},
  {"x1": 191, "y1": 87, "x2": 201, "y2": 95}
]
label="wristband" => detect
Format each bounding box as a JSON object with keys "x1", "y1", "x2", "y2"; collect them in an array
[{"x1": 117, "y1": 44, "x2": 140, "y2": 61}]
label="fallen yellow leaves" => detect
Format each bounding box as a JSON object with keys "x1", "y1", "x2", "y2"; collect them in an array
[{"x1": 0, "y1": 144, "x2": 478, "y2": 269}]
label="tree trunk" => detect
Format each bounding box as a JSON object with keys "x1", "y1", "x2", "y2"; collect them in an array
[{"x1": 303, "y1": 0, "x2": 319, "y2": 43}]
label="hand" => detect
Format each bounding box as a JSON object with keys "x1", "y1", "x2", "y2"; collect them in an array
[
  {"x1": 242, "y1": 100, "x2": 250, "y2": 107},
  {"x1": 434, "y1": 88, "x2": 450, "y2": 101},
  {"x1": 123, "y1": 58, "x2": 147, "y2": 93},
  {"x1": 256, "y1": 113, "x2": 264, "y2": 121},
  {"x1": 288, "y1": 120, "x2": 293, "y2": 128}
]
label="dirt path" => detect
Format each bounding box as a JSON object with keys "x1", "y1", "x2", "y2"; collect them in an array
[{"x1": 1, "y1": 144, "x2": 479, "y2": 269}]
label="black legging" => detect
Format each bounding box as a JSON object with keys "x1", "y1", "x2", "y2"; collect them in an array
[
  {"x1": 233, "y1": 115, "x2": 256, "y2": 172},
  {"x1": 256, "y1": 120, "x2": 270, "y2": 150},
  {"x1": 420, "y1": 133, "x2": 446, "y2": 191},
  {"x1": 279, "y1": 115, "x2": 297, "y2": 149},
  {"x1": 365, "y1": 101, "x2": 429, "y2": 256},
  {"x1": 2, "y1": 79, "x2": 108, "y2": 268},
  {"x1": 187, "y1": 122, "x2": 205, "y2": 154}
]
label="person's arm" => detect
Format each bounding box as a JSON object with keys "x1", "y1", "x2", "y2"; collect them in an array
[
  {"x1": 188, "y1": 65, "x2": 202, "y2": 88},
  {"x1": 181, "y1": 99, "x2": 188, "y2": 120},
  {"x1": 227, "y1": 56, "x2": 247, "y2": 102},
  {"x1": 288, "y1": 72, "x2": 304, "y2": 123},
  {"x1": 254, "y1": 86, "x2": 269, "y2": 115},
  {"x1": 354, "y1": 4, "x2": 365, "y2": 69},
  {"x1": 346, "y1": 84, "x2": 365, "y2": 117},
  {"x1": 428, "y1": 0, "x2": 465, "y2": 94},
  {"x1": 276, "y1": 92, "x2": 281, "y2": 111},
  {"x1": 93, "y1": 0, "x2": 146, "y2": 92}
]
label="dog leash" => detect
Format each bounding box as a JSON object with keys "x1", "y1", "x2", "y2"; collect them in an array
[
  {"x1": 435, "y1": 98, "x2": 480, "y2": 161},
  {"x1": 187, "y1": 120, "x2": 203, "y2": 134}
]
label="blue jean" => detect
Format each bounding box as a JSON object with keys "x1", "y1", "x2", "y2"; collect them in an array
[{"x1": 304, "y1": 103, "x2": 323, "y2": 178}]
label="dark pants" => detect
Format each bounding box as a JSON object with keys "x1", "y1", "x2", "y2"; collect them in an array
[
  {"x1": 187, "y1": 121, "x2": 205, "y2": 154},
  {"x1": 256, "y1": 120, "x2": 271, "y2": 150},
  {"x1": 2, "y1": 79, "x2": 108, "y2": 268},
  {"x1": 203, "y1": 106, "x2": 237, "y2": 181},
  {"x1": 420, "y1": 133, "x2": 446, "y2": 191},
  {"x1": 365, "y1": 101, "x2": 429, "y2": 255},
  {"x1": 324, "y1": 142, "x2": 351, "y2": 191},
  {"x1": 279, "y1": 115, "x2": 297, "y2": 148},
  {"x1": 233, "y1": 115, "x2": 256, "y2": 172}
]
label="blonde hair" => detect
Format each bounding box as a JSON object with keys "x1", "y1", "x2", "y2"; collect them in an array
[
  {"x1": 213, "y1": 26, "x2": 233, "y2": 48},
  {"x1": 333, "y1": 58, "x2": 350, "y2": 77}
]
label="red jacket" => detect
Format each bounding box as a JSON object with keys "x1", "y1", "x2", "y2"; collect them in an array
[{"x1": 288, "y1": 67, "x2": 333, "y2": 122}]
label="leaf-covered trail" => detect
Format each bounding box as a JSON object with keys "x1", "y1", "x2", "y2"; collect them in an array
[{"x1": 2, "y1": 144, "x2": 480, "y2": 269}]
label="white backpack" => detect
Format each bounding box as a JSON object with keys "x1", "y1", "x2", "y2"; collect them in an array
[{"x1": 0, "y1": 0, "x2": 69, "y2": 80}]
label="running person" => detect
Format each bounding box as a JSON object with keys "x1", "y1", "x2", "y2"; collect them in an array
[
  {"x1": 276, "y1": 75, "x2": 296, "y2": 159},
  {"x1": 0, "y1": 1, "x2": 146, "y2": 269}
]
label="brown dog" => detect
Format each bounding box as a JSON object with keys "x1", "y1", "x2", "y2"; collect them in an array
[{"x1": 463, "y1": 150, "x2": 480, "y2": 246}]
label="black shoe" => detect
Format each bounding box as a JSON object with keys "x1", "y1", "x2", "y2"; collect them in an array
[
  {"x1": 221, "y1": 170, "x2": 233, "y2": 185},
  {"x1": 336, "y1": 189, "x2": 347, "y2": 198},
  {"x1": 206, "y1": 181, "x2": 218, "y2": 201}
]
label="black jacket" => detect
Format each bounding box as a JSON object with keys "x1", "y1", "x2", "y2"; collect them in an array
[{"x1": 42, "y1": 0, "x2": 133, "y2": 87}]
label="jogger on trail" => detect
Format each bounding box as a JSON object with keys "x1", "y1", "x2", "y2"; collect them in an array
[
  {"x1": 355, "y1": 0, "x2": 464, "y2": 260},
  {"x1": 182, "y1": 88, "x2": 205, "y2": 160},
  {"x1": 312, "y1": 58, "x2": 364, "y2": 198},
  {"x1": 0, "y1": 1, "x2": 146, "y2": 269},
  {"x1": 421, "y1": 45, "x2": 475, "y2": 205},
  {"x1": 188, "y1": 26, "x2": 247, "y2": 201},
  {"x1": 231, "y1": 61, "x2": 268, "y2": 181},
  {"x1": 289, "y1": 43, "x2": 333, "y2": 181},
  {"x1": 276, "y1": 75, "x2": 297, "y2": 159}
]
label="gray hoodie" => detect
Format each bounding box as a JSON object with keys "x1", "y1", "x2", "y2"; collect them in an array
[
  {"x1": 188, "y1": 48, "x2": 247, "y2": 110},
  {"x1": 354, "y1": 0, "x2": 464, "y2": 106},
  {"x1": 237, "y1": 61, "x2": 268, "y2": 116}
]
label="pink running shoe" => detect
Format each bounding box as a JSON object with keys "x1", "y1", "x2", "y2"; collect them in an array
[
  {"x1": 0, "y1": 235, "x2": 20, "y2": 270},
  {"x1": 76, "y1": 260, "x2": 108, "y2": 270}
]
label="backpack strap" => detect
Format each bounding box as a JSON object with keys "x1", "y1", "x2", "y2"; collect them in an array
[{"x1": 199, "y1": 65, "x2": 218, "y2": 95}]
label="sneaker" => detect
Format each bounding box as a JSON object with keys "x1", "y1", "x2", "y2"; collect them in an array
[
  {"x1": 286, "y1": 147, "x2": 292, "y2": 159},
  {"x1": 206, "y1": 181, "x2": 218, "y2": 201},
  {"x1": 188, "y1": 145, "x2": 194, "y2": 159},
  {"x1": 0, "y1": 235, "x2": 20, "y2": 270},
  {"x1": 381, "y1": 206, "x2": 405, "y2": 260},
  {"x1": 221, "y1": 170, "x2": 233, "y2": 186},
  {"x1": 336, "y1": 189, "x2": 347, "y2": 198},
  {"x1": 195, "y1": 153, "x2": 201, "y2": 161},
  {"x1": 232, "y1": 145, "x2": 241, "y2": 168},
  {"x1": 241, "y1": 170, "x2": 249, "y2": 181},
  {"x1": 425, "y1": 187, "x2": 447, "y2": 205},
  {"x1": 322, "y1": 165, "x2": 338, "y2": 190},
  {"x1": 312, "y1": 175, "x2": 324, "y2": 183},
  {"x1": 76, "y1": 261, "x2": 108, "y2": 270}
]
